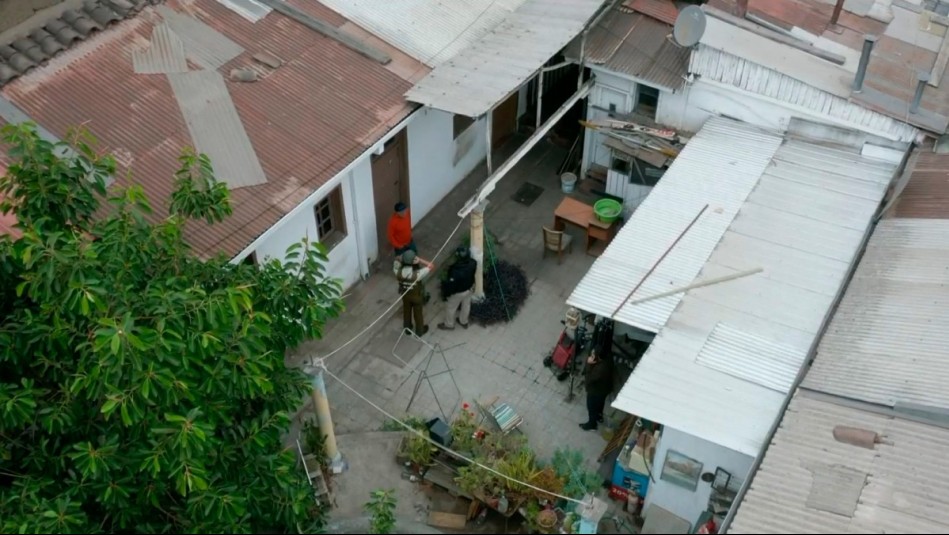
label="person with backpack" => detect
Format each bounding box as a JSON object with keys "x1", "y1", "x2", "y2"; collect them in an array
[
  {"x1": 438, "y1": 245, "x2": 476, "y2": 331},
  {"x1": 394, "y1": 249, "x2": 434, "y2": 336}
]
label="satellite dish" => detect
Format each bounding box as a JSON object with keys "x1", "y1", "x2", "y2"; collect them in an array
[{"x1": 672, "y1": 5, "x2": 707, "y2": 48}]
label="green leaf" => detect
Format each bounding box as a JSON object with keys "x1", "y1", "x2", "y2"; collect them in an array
[
  {"x1": 110, "y1": 334, "x2": 121, "y2": 355},
  {"x1": 100, "y1": 399, "x2": 117, "y2": 415}
]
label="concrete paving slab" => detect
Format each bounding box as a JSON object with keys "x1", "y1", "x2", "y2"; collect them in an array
[{"x1": 293, "y1": 137, "x2": 615, "y2": 482}]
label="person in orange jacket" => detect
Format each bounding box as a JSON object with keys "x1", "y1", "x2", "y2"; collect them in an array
[{"x1": 387, "y1": 202, "x2": 416, "y2": 256}]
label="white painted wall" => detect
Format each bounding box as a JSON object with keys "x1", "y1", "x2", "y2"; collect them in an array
[
  {"x1": 581, "y1": 70, "x2": 638, "y2": 179},
  {"x1": 349, "y1": 158, "x2": 377, "y2": 269},
  {"x1": 405, "y1": 107, "x2": 487, "y2": 225},
  {"x1": 253, "y1": 163, "x2": 373, "y2": 291},
  {"x1": 657, "y1": 77, "x2": 914, "y2": 142},
  {"x1": 644, "y1": 426, "x2": 754, "y2": 530}
]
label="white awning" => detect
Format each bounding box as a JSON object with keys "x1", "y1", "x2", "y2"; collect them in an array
[{"x1": 404, "y1": 0, "x2": 605, "y2": 117}]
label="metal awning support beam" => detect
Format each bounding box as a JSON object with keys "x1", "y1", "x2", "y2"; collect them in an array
[{"x1": 458, "y1": 80, "x2": 594, "y2": 218}]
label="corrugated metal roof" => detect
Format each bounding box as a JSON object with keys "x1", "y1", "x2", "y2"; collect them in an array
[
  {"x1": 404, "y1": 0, "x2": 605, "y2": 117},
  {"x1": 155, "y1": 5, "x2": 246, "y2": 70},
  {"x1": 621, "y1": 0, "x2": 678, "y2": 25},
  {"x1": 729, "y1": 393, "x2": 949, "y2": 534},
  {"x1": 167, "y1": 70, "x2": 267, "y2": 188},
  {"x1": 690, "y1": 44, "x2": 920, "y2": 142},
  {"x1": 695, "y1": 323, "x2": 805, "y2": 394},
  {"x1": 319, "y1": 0, "x2": 527, "y2": 67},
  {"x1": 608, "y1": 122, "x2": 898, "y2": 456},
  {"x1": 890, "y1": 148, "x2": 949, "y2": 218},
  {"x1": 564, "y1": 9, "x2": 689, "y2": 92},
  {"x1": 802, "y1": 219, "x2": 949, "y2": 410},
  {"x1": 0, "y1": 0, "x2": 423, "y2": 259},
  {"x1": 566, "y1": 117, "x2": 783, "y2": 333},
  {"x1": 132, "y1": 24, "x2": 189, "y2": 74},
  {"x1": 706, "y1": 0, "x2": 949, "y2": 135}
]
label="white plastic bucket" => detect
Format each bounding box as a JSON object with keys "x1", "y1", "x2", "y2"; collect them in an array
[{"x1": 561, "y1": 172, "x2": 577, "y2": 193}]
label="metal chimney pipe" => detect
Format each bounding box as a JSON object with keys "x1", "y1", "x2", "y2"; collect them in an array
[
  {"x1": 852, "y1": 35, "x2": 878, "y2": 93},
  {"x1": 830, "y1": 0, "x2": 845, "y2": 27},
  {"x1": 736, "y1": 0, "x2": 749, "y2": 18},
  {"x1": 911, "y1": 71, "x2": 931, "y2": 114}
]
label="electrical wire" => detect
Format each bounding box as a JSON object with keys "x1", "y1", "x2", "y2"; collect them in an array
[{"x1": 318, "y1": 360, "x2": 591, "y2": 506}]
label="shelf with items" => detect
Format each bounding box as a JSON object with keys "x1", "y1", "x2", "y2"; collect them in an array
[{"x1": 609, "y1": 416, "x2": 661, "y2": 515}]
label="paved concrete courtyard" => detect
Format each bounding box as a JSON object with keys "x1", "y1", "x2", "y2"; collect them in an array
[{"x1": 291, "y1": 135, "x2": 619, "y2": 471}]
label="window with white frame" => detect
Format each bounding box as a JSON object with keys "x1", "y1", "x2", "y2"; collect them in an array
[{"x1": 314, "y1": 186, "x2": 347, "y2": 250}]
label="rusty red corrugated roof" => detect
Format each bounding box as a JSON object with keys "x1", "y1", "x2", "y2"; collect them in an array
[
  {"x1": 708, "y1": 0, "x2": 949, "y2": 134},
  {"x1": 891, "y1": 147, "x2": 949, "y2": 219},
  {"x1": 622, "y1": 0, "x2": 679, "y2": 26},
  {"x1": 0, "y1": 0, "x2": 427, "y2": 258}
]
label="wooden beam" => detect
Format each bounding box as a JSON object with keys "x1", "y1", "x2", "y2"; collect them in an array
[
  {"x1": 929, "y1": 32, "x2": 949, "y2": 88},
  {"x1": 258, "y1": 0, "x2": 391, "y2": 64}
]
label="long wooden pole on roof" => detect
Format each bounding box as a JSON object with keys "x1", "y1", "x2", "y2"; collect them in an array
[{"x1": 610, "y1": 204, "x2": 708, "y2": 319}]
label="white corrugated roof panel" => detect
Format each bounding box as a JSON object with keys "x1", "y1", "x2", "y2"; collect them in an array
[
  {"x1": 404, "y1": 0, "x2": 605, "y2": 116},
  {"x1": 612, "y1": 130, "x2": 898, "y2": 457},
  {"x1": 729, "y1": 393, "x2": 949, "y2": 534},
  {"x1": 319, "y1": 0, "x2": 526, "y2": 67},
  {"x1": 566, "y1": 117, "x2": 783, "y2": 333},
  {"x1": 689, "y1": 44, "x2": 919, "y2": 143},
  {"x1": 803, "y1": 219, "x2": 949, "y2": 410}
]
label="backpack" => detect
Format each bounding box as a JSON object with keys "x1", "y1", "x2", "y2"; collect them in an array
[{"x1": 398, "y1": 265, "x2": 424, "y2": 299}]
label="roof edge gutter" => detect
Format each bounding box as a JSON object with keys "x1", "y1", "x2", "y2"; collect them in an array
[
  {"x1": 719, "y1": 147, "x2": 912, "y2": 533},
  {"x1": 230, "y1": 105, "x2": 422, "y2": 264}
]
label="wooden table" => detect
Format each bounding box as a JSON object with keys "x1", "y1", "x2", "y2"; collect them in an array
[{"x1": 553, "y1": 196, "x2": 617, "y2": 256}]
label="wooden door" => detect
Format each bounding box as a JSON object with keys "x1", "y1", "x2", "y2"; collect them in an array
[
  {"x1": 491, "y1": 91, "x2": 519, "y2": 150},
  {"x1": 371, "y1": 130, "x2": 410, "y2": 260}
]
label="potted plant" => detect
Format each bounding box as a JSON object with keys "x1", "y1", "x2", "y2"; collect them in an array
[{"x1": 402, "y1": 431, "x2": 437, "y2": 475}]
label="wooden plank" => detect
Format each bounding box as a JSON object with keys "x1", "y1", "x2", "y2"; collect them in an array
[
  {"x1": 428, "y1": 511, "x2": 467, "y2": 529},
  {"x1": 258, "y1": 0, "x2": 391, "y2": 64}
]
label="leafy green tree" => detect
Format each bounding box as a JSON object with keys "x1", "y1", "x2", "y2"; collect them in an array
[{"x1": 0, "y1": 123, "x2": 344, "y2": 533}]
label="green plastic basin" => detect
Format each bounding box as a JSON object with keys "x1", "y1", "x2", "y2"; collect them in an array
[{"x1": 594, "y1": 198, "x2": 622, "y2": 223}]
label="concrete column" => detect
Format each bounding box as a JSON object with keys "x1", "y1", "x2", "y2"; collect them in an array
[
  {"x1": 470, "y1": 200, "x2": 488, "y2": 300},
  {"x1": 306, "y1": 365, "x2": 345, "y2": 473}
]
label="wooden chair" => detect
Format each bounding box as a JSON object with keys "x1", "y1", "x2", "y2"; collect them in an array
[{"x1": 542, "y1": 226, "x2": 573, "y2": 264}]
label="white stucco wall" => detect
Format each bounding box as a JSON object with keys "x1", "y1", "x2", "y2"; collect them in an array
[
  {"x1": 657, "y1": 77, "x2": 914, "y2": 142},
  {"x1": 406, "y1": 107, "x2": 487, "y2": 226},
  {"x1": 253, "y1": 159, "x2": 375, "y2": 290},
  {"x1": 644, "y1": 426, "x2": 754, "y2": 530}
]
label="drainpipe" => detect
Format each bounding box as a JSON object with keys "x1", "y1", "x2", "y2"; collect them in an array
[
  {"x1": 829, "y1": 0, "x2": 845, "y2": 27},
  {"x1": 736, "y1": 0, "x2": 748, "y2": 18},
  {"x1": 852, "y1": 35, "x2": 878, "y2": 93},
  {"x1": 347, "y1": 171, "x2": 369, "y2": 280},
  {"x1": 485, "y1": 110, "x2": 493, "y2": 174},
  {"x1": 910, "y1": 71, "x2": 930, "y2": 114},
  {"x1": 536, "y1": 68, "x2": 545, "y2": 130}
]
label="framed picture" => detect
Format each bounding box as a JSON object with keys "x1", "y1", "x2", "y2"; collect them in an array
[
  {"x1": 712, "y1": 467, "x2": 732, "y2": 493},
  {"x1": 660, "y1": 450, "x2": 703, "y2": 491}
]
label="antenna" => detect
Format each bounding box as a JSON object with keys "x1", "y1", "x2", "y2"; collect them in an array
[{"x1": 672, "y1": 5, "x2": 707, "y2": 48}]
